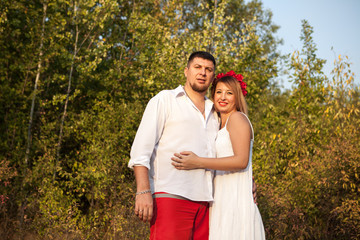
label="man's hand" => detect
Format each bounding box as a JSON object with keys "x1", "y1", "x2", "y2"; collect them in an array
[
  {"x1": 252, "y1": 176, "x2": 257, "y2": 205},
  {"x1": 135, "y1": 192, "x2": 153, "y2": 222},
  {"x1": 133, "y1": 166, "x2": 153, "y2": 222}
]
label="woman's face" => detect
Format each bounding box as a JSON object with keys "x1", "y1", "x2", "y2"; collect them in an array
[{"x1": 213, "y1": 82, "x2": 237, "y2": 114}]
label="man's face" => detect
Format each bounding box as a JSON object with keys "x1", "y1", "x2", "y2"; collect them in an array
[{"x1": 184, "y1": 57, "x2": 215, "y2": 93}]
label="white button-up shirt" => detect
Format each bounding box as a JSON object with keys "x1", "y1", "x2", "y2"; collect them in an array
[{"x1": 128, "y1": 85, "x2": 219, "y2": 201}]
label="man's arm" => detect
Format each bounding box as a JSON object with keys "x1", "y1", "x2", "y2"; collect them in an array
[
  {"x1": 134, "y1": 166, "x2": 153, "y2": 222},
  {"x1": 129, "y1": 93, "x2": 167, "y2": 222}
]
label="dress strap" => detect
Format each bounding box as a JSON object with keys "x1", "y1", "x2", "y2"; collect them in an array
[{"x1": 224, "y1": 114, "x2": 231, "y2": 127}]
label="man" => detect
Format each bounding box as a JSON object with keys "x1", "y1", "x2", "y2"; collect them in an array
[{"x1": 128, "y1": 51, "x2": 219, "y2": 239}]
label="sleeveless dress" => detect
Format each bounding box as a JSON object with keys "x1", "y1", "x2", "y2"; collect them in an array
[{"x1": 209, "y1": 113, "x2": 266, "y2": 240}]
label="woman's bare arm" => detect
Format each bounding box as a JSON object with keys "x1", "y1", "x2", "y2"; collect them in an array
[{"x1": 171, "y1": 112, "x2": 252, "y2": 171}]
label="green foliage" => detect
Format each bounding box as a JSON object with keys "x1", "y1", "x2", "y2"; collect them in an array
[{"x1": 253, "y1": 20, "x2": 360, "y2": 239}]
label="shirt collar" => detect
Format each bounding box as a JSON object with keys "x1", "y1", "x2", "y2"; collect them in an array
[
  {"x1": 174, "y1": 85, "x2": 186, "y2": 97},
  {"x1": 174, "y1": 85, "x2": 213, "y2": 102},
  {"x1": 174, "y1": 85, "x2": 216, "y2": 122}
]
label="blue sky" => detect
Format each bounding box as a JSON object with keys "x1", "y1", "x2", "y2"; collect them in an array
[{"x1": 257, "y1": 0, "x2": 360, "y2": 89}]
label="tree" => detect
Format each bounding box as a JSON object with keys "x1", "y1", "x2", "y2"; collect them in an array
[{"x1": 254, "y1": 20, "x2": 360, "y2": 239}]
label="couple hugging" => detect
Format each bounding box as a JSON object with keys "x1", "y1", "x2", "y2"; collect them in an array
[{"x1": 128, "y1": 51, "x2": 265, "y2": 240}]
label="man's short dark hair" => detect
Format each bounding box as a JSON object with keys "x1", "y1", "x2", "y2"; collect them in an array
[{"x1": 187, "y1": 51, "x2": 216, "y2": 68}]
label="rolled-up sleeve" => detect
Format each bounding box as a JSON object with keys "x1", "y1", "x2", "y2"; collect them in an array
[{"x1": 128, "y1": 93, "x2": 166, "y2": 169}]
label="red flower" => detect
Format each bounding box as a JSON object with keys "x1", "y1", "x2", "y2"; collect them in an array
[{"x1": 216, "y1": 70, "x2": 247, "y2": 97}]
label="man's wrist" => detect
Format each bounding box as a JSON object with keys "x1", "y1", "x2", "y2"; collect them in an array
[{"x1": 135, "y1": 189, "x2": 151, "y2": 196}]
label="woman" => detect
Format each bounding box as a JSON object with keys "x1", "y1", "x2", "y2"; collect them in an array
[{"x1": 171, "y1": 71, "x2": 265, "y2": 240}]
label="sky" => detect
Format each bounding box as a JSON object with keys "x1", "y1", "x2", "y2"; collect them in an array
[{"x1": 257, "y1": 0, "x2": 360, "y2": 89}]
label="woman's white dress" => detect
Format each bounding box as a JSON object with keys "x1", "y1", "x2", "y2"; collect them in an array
[{"x1": 209, "y1": 113, "x2": 266, "y2": 240}]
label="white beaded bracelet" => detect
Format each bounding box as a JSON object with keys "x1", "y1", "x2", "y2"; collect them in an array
[{"x1": 135, "y1": 189, "x2": 151, "y2": 196}]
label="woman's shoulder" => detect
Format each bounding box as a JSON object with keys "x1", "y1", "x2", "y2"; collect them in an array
[
  {"x1": 228, "y1": 111, "x2": 249, "y2": 125},
  {"x1": 227, "y1": 111, "x2": 252, "y2": 134}
]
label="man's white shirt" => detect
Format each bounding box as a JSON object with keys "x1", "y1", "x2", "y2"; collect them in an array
[{"x1": 128, "y1": 85, "x2": 219, "y2": 201}]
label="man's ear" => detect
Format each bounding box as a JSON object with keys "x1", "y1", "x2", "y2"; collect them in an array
[{"x1": 184, "y1": 67, "x2": 188, "y2": 78}]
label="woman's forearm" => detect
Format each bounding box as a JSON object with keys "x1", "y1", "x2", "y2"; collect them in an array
[{"x1": 197, "y1": 155, "x2": 249, "y2": 171}]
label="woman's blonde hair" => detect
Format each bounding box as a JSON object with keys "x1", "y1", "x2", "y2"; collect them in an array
[{"x1": 210, "y1": 76, "x2": 248, "y2": 115}]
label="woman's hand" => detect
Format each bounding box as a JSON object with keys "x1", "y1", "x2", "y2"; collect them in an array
[{"x1": 171, "y1": 151, "x2": 201, "y2": 170}]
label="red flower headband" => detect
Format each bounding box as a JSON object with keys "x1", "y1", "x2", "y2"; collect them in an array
[{"x1": 216, "y1": 70, "x2": 247, "y2": 97}]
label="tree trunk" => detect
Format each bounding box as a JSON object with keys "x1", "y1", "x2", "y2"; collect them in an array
[
  {"x1": 54, "y1": 1, "x2": 79, "y2": 181},
  {"x1": 21, "y1": 1, "x2": 47, "y2": 231},
  {"x1": 24, "y1": 3, "x2": 47, "y2": 166}
]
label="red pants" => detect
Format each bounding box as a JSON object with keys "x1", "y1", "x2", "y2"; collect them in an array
[{"x1": 150, "y1": 194, "x2": 209, "y2": 240}]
